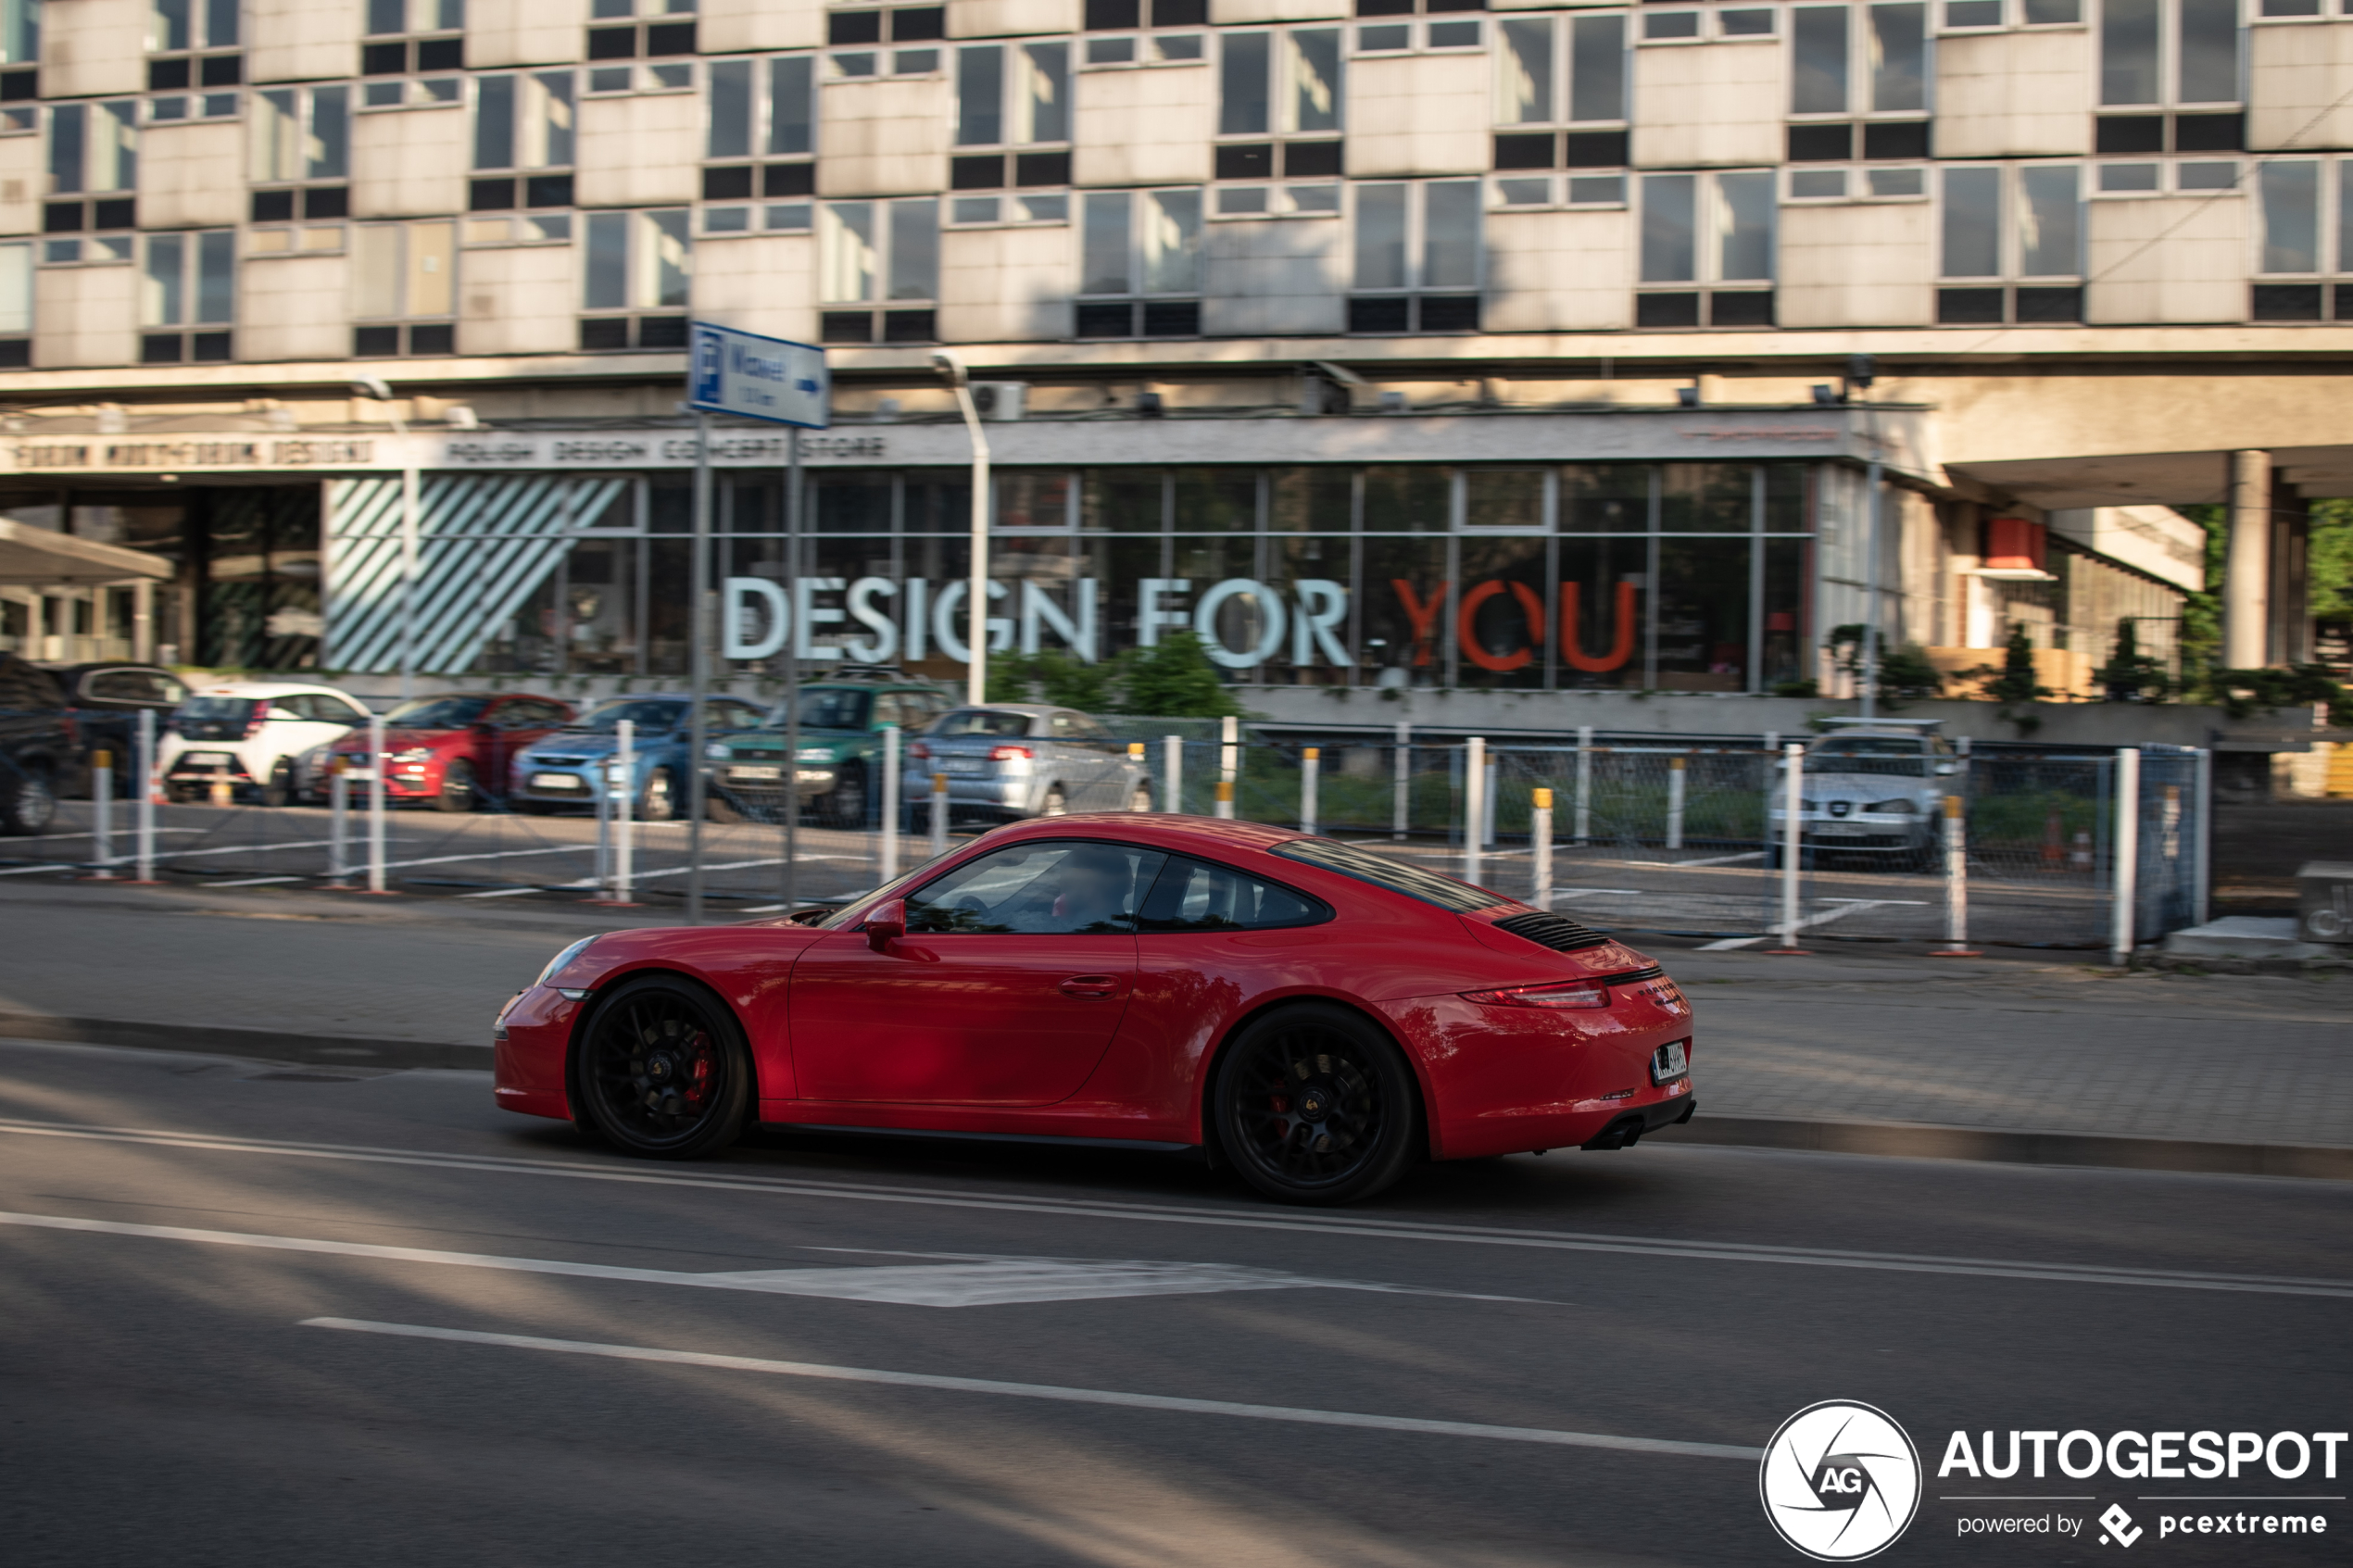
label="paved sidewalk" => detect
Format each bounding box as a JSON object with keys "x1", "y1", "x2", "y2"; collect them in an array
[{"x1": 2, "y1": 879, "x2": 2345, "y2": 1154}]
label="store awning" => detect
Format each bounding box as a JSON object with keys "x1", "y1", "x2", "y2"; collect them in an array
[{"x1": 0, "y1": 520, "x2": 171, "y2": 586}]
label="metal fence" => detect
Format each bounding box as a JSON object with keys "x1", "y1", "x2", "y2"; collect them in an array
[{"x1": 9, "y1": 719, "x2": 2208, "y2": 959}]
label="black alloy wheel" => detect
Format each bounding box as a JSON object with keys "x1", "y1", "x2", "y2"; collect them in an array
[
  {"x1": 1214, "y1": 1003, "x2": 1418, "y2": 1205},
  {"x1": 639, "y1": 766, "x2": 678, "y2": 822},
  {"x1": 435, "y1": 759, "x2": 476, "y2": 814},
  {"x1": 574, "y1": 975, "x2": 752, "y2": 1159},
  {"x1": 825, "y1": 761, "x2": 867, "y2": 827},
  {"x1": 0, "y1": 766, "x2": 56, "y2": 835}
]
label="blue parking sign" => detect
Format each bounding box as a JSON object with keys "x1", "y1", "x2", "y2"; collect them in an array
[{"x1": 686, "y1": 321, "x2": 830, "y2": 429}]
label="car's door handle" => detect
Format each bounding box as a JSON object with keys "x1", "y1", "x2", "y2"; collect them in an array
[{"x1": 1057, "y1": 974, "x2": 1122, "y2": 999}]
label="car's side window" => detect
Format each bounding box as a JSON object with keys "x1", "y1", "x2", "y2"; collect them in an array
[
  {"x1": 313, "y1": 696, "x2": 369, "y2": 725},
  {"x1": 871, "y1": 694, "x2": 902, "y2": 729},
  {"x1": 906, "y1": 840, "x2": 1169, "y2": 936},
  {"x1": 1138, "y1": 856, "x2": 1330, "y2": 934}
]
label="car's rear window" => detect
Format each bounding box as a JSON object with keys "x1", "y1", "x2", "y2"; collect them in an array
[
  {"x1": 177, "y1": 696, "x2": 258, "y2": 720},
  {"x1": 932, "y1": 709, "x2": 1032, "y2": 737},
  {"x1": 1270, "y1": 837, "x2": 1503, "y2": 913},
  {"x1": 573, "y1": 700, "x2": 687, "y2": 732},
  {"x1": 770, "y1": 689, "x2": 869, "y2": 731}
]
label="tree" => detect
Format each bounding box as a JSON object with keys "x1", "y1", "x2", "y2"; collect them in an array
[
  {"x1": 2095, "y1": 617, "x2": 2172, "y2": 702},
  {"x1": 1824, "y1": 623, "x2": 1942, "y2": 706},
  {"x1": 1982, "y1": 621, "x2": 2049, "y2": 706},
  {"x1": 1111, "y1": 632, "x2": 1242, "y2": 718},
  {"x1": 986, "y1": 649, "x2": 1113, "y2": 710}
]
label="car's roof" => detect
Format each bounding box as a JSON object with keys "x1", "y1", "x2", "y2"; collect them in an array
[
  {"x1": 186, "y1": 680, "x2": 360, "y2": 697},
  {"x1": 981, "y1": 813, "x2": 1299, "y2": 854},
  {"x1": 942, "y1": 703, "x2": 1070, "y2": 717}
]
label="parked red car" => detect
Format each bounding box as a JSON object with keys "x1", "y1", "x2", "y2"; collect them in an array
[
  {"x1": 494, "y1": 816, "x2": 1697, "y2": 1205},
  {"x1": 320, "y1": 692, "x2": 574, "y2": 812}
]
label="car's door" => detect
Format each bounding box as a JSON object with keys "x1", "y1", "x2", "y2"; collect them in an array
[{"x1": 787, "y1": 838, "x2": 1167, "y2": 1105}]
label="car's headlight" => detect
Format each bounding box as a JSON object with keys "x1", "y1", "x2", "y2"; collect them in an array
[
  {"x1": 535, "y1": 936, "x2": 597, "y2": 989},
  {"x1": 705, "y1": 743, "x2": 732, "y2": 759}
]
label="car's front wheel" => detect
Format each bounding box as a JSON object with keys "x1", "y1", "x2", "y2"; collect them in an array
[
  {"x1": 0, "y1": 766, "x2": 56, "y2": 835},
  {"x1": 1214, "y1": 1004, "x2": 1419, "y2": 1206},
  {"x1": 639, "y1": 767, "x2": 678, "y2": 822},
  {"x1": 435, "y1": 759, "x2": 476, "y2": 813},
  {"x1": 573, "y1": 975, "x2": 752, "y2": 1160},
  {"x1": 825, "y1": 761, "x2": 867, "y2": 827}
]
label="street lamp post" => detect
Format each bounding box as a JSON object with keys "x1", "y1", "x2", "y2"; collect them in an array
[
  {"x1": 351, "y1": 374, "x2": 419, "y2": 704},
  {"x1": 933, "y1": 351, "x2": 991, "y2": 706}
]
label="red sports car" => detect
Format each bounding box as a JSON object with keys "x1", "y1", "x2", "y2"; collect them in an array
[{"x1": 494, "y1": 816, "x2": 1696, "y2": 1204}]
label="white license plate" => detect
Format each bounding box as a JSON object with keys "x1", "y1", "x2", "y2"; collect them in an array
[
  {"x1": 939, "y1": 759, "x2": 987, "y2": 775},
  {"x1": 1815, "y1": 822, "x2": 1865, "y2": 836},
  {"x1": 729, "y1": 765, "x2": 783, "y2": 781},
  {"x1": 531, "y1": 772, "x2": 581, "y2": 790},
  {"x1": 1651, "y1": 1040, "x2": 1689, "y2": 1084}
]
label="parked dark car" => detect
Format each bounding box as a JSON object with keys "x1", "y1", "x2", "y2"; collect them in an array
[
  {"x1": 0, "y1": 652, "x2": 71, "y2": 834},
  {"x1": 41, "y1": 662, "x2": 190, "y2": 797}
]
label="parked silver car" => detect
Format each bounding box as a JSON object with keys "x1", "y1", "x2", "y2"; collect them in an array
[{"x1": 905, "y1": 705, "x2": 1152, "y2": 828}]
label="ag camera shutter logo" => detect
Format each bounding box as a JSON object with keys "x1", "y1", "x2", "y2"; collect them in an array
[{"x1": 1760, "y1": 1400, "x2": 1923, "y2": 1561}]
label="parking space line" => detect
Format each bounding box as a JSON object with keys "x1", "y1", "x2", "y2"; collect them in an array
[
  {"x1": 1700, "y1": 898, "x2": 1931, "y2": 950},
  {"x1": 301, "y1": 1316, "x2": 1764, "y2": 1460},
  {"x1": 2, "y1": 1118, "x2": 2347, "y2": 1300}
]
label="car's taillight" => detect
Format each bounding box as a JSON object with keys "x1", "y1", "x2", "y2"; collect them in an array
[
  {"x1": 1462, "y1": 979, "x2": 1611, "y2": 1010},
  {"x1": 909, "y1": 741, "x2": 930, "y2": 759},
  {"x1": 244, "y1": 699, "x2": 271, "y2": 739},
  {"x1": 989, "y1": 745, "x2": 1032, "y2": 761}
]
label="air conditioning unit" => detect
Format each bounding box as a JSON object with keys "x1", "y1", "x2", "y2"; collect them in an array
[{"x1": 970, "y1": 381, "x2": 1028, "y2": 421}]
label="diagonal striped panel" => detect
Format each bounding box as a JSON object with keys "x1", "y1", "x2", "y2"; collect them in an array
[{"x1": 325, "y1": 476, "x2": 628, "y2": 675}]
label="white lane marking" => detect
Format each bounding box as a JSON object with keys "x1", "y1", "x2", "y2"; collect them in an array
[
  {"x1": 2, "y1": 827, "x2": 204, "y2": 843},
  {"x1": 1625, "y1": 852, "x2": 1765, "y2": 870},
  {"x1": 301, "y1": 1316, "x2": 1763, "y2": 1460},
  {"x1": 208, "y1": 875, "x2": 305, "y2": 887},
  {"x1": 1700, "y1": 897, "x2": 1931, "y2": 950},
  {"x1": 0, "y1": 1210, "x2": 1539, "y2": 1308},
  {"x1": 0, "y1": 1118, "x2": 2343, "y2": 1300}
]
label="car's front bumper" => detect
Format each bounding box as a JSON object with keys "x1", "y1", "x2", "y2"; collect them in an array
[{"x1": 493, "y1": 983, "x2": 585, "y2": 1120}]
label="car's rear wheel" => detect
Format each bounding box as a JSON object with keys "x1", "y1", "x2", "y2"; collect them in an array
[
  {"x1": 573, "y1": 975, "x2": 752, "y2": 1160},
  {"x1": 1214, "y1": 1004, "x2": 1419, "y2": 1206},
  {"x1": 1041, "y1": 783, "x2": 1068, "y2": 817},
  {"x1": 0, "y1": 767, "x2": 56, "y2": 835},
  {"x1": 639, "y1": 767, "x2": 677, "y2": 822},
  {"x1": 260, "y1": 758, "x2": 294, "y2": 809},
  {"x1": 435, "y1": 759, "x2": 475, "y2": 813},
  {"x1": 825, "y1": 761, "x2": 867, "y2": 827},
  {"x1": 1127, "y1": 782, "x2": 1152, "y2": 813}
]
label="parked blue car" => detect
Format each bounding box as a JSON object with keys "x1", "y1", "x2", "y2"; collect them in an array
[{"x1": 508, "y1": 695, "x2": 766, "y2": 819}]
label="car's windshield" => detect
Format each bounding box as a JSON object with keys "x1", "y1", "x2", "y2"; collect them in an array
[
  {"x1": 1272, "y1": 836, "x2": 1504, "y2": 913},
  {"x1": 384, "y1": 696, "x2": 489, "y2": 728},
  {"x1": 932, "y1": 709, "x2": 1032, "y2": 737},
  {"x1": 569, "y1": 700, "x2": 687, "y2": 733},
  {"x1": 766, "y1": 689, "x2": 870, "y2": 731},
  {"x1": 176, "y1": 696, "x2": 258, "y2": 720},
  {"x1": 1806, "y1": 739, "x2": 1933, "y2": 777}
]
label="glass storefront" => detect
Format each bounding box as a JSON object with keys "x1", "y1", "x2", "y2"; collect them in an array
[{"x1": 462, "y1": 461, "x2": 1820, "y2": 691}]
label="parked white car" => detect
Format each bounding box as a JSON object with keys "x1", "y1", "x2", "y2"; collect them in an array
[
  {"x1": 1768, "y1": 720, "x2": 1960, "y2": 870},
  {"x1": 157, "y1": 680, "x2": 374, "y2": 805}
]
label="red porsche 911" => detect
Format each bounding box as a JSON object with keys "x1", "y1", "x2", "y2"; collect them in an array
[{"x1": 493, "y1": 816, "x2": 1696, "y2": 1205}]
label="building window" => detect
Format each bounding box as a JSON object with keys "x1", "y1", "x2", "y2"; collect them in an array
[
  {"x1": 1786, "y1": 4, "x2": 1931, "y2": 162},
  {"x1": 1936, "y1": 162, "x2": 2082, "y2": 322},
  {"x1": 45, "y1": 101, "x2": 137, "y2": 236},
  {"x1": 2247, "y1": 158, "x2": 2347, "y2": 320},
  {"x1": 1492, "y1": 14, "x2": 1626, "y2": 172},
  {"x1": 2095, "y1": 0, "x2": 2240, "y2": 152},
  {"x1": 353, "y1": 219, "x2": 454, "y2": 355},
  {"x1": 0, "y1": 240, "x2": 29, "y2": 366},
  {"x1": 146, "y1": 89, "x2": 238, "y2": 122},
  {"x1": 1354, "y1": 13, "x2": 1482, "y2": 54},
  {"x1": 703, "y1": 54, "x2": 813, "y2": 203},
  {"x1": 139, "y1": 228, "x2": 232, "y2": 361},
  {"x1": 363, "y1": 0, "x2": 463, "y2": 78},
  {"x1": 1214, "y1": 28, "x2": 1342, "y2": 182},
  {"x1": 588, "y1": 0, "x2": 697, "y2": 85},
  {"x1": 1349, "y1": 179, "x2": 1478, "y2": 332},
  {"x1": 471, "y1": 70, "x2": 574, "y2": 212},
  {"x1": 819, "y1": 196, "x2": 937, "y2": 342},
  {"x1": 1635, "y1": 170, "x2": 1774, "y2": 326},
  {"x1": 147, "y1": 0, "x2": 240, "y2": 92},
  {"x1": 581, "y1": 207, "x2": 690, "y2": 348},
  {"x1": 251, "y1": 85, "x2": 349, "y2": 221},
  {"x1": 0, "y1": 0, "x2": 33, "y2": 96},
  {"x1": 1075, "y1": 187, "x2": 1201, "y2": 337},
  {"x1": 826, "y1": 5, "x2": 944, "y2": 44},
  {"x1": 951, "y1": 41, "x2": 1072, "y2": 190}
]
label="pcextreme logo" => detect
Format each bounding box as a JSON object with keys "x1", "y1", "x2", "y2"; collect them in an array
[{"x1": 1759, "y1": 1400, "x2": 1924, "y2": 1562}]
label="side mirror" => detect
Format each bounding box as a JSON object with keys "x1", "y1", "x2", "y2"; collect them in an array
[{"x1": 865, "y1": 897, "x2": 907, "y2": 951}]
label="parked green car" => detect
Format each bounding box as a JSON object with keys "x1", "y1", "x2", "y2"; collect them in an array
[{"x1": 705, "y1": 672, "x2": 954, "y2": 826}]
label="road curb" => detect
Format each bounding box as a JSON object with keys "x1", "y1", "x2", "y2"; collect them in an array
[
  {"x1": 1654, "y1": 1113, "x2": 2353, "y2": 1181},
  {"x1": 0, "y1": 1012, "x2": 493, "y2": 1073}
]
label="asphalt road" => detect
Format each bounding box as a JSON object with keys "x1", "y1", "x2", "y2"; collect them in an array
[{"x1": 2, "y1": 1038, "x2": 2345, "y2": 1566}]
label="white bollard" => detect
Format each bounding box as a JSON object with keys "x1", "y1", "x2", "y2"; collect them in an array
[
  {"x1": 592, "y1": 757, "x2": 611, "y2": 891},
  {"x1": 1531, "y1": 788, "x2": 1554, "y2": 909},
  {"x1": 1163, "y1": 734, "x2": 1181, "y2": 814},
  {"x1": 1127, "y1": 742, "x2": 1149, "y2": 811},
  {"x1": 881, "y1": 724, "x2": 901, "y2": 880},
  {"x1": 1220, "y1": 714, "x2": 1238, "y2": 793},
  {"x1": 1574, "y1": 723, "x2": 1592, "y2": 845},
  {"x1": 2109, "y1": 747, "x2": 2141, "y2": 967},
  {"x1": 89, "y1": 749, "x2": 114, "y2": 878},
  {"x1": 1931, "y1": 794, "x2": 1980, "y2": 957},
  {"x1": 1772, "y1": 742, "x2": 1806, "y2": 951},
  {"x1": 326, "y1": 760, "x2": 351, "y2": 889},
  {"x1": 1300, "y1": 747, "x2": 1319, "y2": 835},
  {"x1": 929, "y1": 772, "x2": 950, "y2": 858},
  {"x1": 1464, "y1": 737, "x2": 1486, "y2": 885},
  {"x1": 1214, "y1": 779, "x2": 1235, "y2": 820},
  {"x1": 133, "y1": 709, "x2": 157, "y2": 884},
  {"x1": 1392, "y1": 721, "x2": 1411, "y2": 841},
  {"x1": 1665, "y1": 754, "x2": 1687, "y2": 851},
  {"x1": 367, "y1": 711, "x2": 389, "y2": 894},
  {"x1": 611, "y1": 718, "x2": 636, "y2": 905}
]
